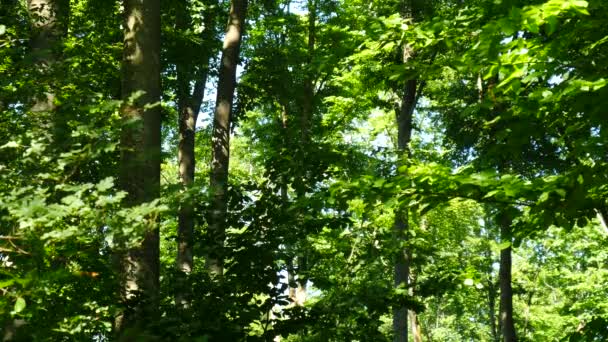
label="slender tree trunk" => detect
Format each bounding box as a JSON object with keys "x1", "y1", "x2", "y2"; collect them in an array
[
  {"x1": 393, "y1": 76, "x2": 417, "y2": 342},
  {"x1": 393, "y1": 1, "x2": 419, "y2": 340},
  {"x1": 175, "y1": 0, "x2": 216, "y2": 307},
  {"x1": 207, "y1": 0, "x2": 247, "y2": 276},
  {"x1": 499, "y1": 215, "x2": 517, "y2": 342},
  {"x1": 116, "y1": 0, "x2": 161, "y2": 337}
]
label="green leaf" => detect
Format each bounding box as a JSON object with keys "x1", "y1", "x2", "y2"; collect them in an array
[
  {"x1": 545, "y1": 15, "x2": 558, "y2": 35},
  {"x1": 96, "y1": 177, "x2": 114, "y2": 192},
  {"x1": 498, "y1": 241, "x2": 511, "y2": 250},
  {"x1": 0, "y1": 141, "x2": 19, "y2": 149},
  {"x1": 13, "y1": 297, "x2": 26, "y2": 314}
]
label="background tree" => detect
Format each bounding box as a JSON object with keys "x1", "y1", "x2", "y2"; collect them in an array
[{"x1": 207, "y1": 0, "x2": 247, "y2": 277}]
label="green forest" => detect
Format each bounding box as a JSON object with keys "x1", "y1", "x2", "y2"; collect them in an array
[{"x1": 1, "y1": 0, "x2": 607, "y2": 340}]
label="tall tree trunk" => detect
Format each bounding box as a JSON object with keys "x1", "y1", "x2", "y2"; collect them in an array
[
  {"x1": 499, "y1": 214, "x2": 517, "y2": 342},
  {"x1": 175, "y1": 0, "x2": 216, "y2": 307},
  {"x1": 207, "y1": 0, "x2": 247, "y2": 276},
  {"x1": 393, "y1": 1, "x2": 419, "y2": 340},
  {"x1": 393, "y1": 74, "x2": 417, "y2": 342},
  {"x1": 116, "y1": 0, "x2": 161, "y2": 337}
]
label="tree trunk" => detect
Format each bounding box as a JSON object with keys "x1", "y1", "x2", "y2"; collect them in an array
[
  {"x1": 207, "y1": 0, "x2": 247, "y2": 277},
  {"x1": 116, "y1": 0, "x2": 161, "y2": 337},
  {"x1": 175, "y1": 0, "x2": 216, "y2": 307},
  {"x1": 499, "y1": 215, "x2": 517, "y2": 342},
  {"x1": 488, "y1": 276, "x2": 499, "y2": 342},
  {"x1": 27, "y1": 0, "x2": 68, "y2": 141},
  {"x1": 393, "y1": 75, "x2": 417, "y2": 342},
  {"x1": 409, "y1": 310, "x2": 423, "y2": 342},
  {"x1": 393, "y1": 1, "x2": 419, "y2": 340}
]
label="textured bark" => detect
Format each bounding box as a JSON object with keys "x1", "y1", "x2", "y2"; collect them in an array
[
  {"x1": 116, "y1": 0, "x2": 161, "y2": 336},
  {"x1": 175, "y1": 0, "x2": 215, "y2": 307},
  {"x1": 208, "y1": 0, "x2": 247, "y2": 276},
  {"x1": 499, "y1": 215, "x2": 517, "y2": 342}
]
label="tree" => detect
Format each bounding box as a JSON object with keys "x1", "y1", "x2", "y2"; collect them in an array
[
  {"x1": 116, "y1": 0, "x2": 161, "y2": 336},
  {"x1": 2, "y1": 0, "x2": 608, "y2": 340},
  {"x1": 498, "y1": 212, "x2": 516, "y2": 342},
  {"x1": 208, "y1": 0, "x2": 247, "y2": 276},
  {"x1": 174, "y1": 0, "x2": 218, "y2": 306},
  {"x1": 393, "y1": 0, "x2": 422, "y2": 340}
]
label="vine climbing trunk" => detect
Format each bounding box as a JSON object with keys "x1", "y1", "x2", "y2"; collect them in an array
[
  {"x1": 175, "y1": 0, "x2": 216, "y2": 307},
  {"x1": 116, "y1": 0, "x2": 161, "y2": 337},
  {"x1": 208, "y1": 0, "x2": 247, "y2": 276},
  {"x1": 499, "y1": 214, "x2": 517, "y2": 342}
]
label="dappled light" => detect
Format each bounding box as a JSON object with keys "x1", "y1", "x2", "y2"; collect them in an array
[{"x1": 1, "y1": 0, "x2": 607, "y2": 340}]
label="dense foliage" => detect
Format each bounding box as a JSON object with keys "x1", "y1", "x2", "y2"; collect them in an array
[{"x1": 1, "y1": 0, "x2": 607, "y2": 340}]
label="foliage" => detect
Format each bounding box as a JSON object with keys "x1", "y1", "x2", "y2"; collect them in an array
[{"x1": 1, "y1": 0, "x2": 607, "y2": 340}]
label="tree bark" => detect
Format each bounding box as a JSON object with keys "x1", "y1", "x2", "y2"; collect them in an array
[
  {"x1": 393, "y1": 76, "x2": 417, "y2": 342},
  {"x1": 116, "y1": 0, "x2": 161, "y2": 337},
  {"x1": 409, "y1": 310, "x2": 423, "y2": 342},
  {"x1": 488, "y1": 277, "x2": 499, "y2": 342},
  {"x1": 175, "y1": 0, "x2": 216, "y2": 307},
  {"x1": 27, "y1": 0, "x2": 68, "y2": 73},
  {"x1": 27, "y1": 0, "x2": 68, "y2": 141},
  {"x1": 207, "y1": 0, "x2": 247, "y2": 277},
  {"x1": 499, "y1": 214, "x2": 517, "y2": 342}
]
